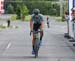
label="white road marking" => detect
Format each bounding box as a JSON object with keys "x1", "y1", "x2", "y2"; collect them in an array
[{"x1": 6, "y1": 43, "x2": 11, "y2": 49}]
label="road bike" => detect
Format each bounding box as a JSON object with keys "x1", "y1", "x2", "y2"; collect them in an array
[{"x1": 30, "y1": 30, "x2": 41, "y2": 58}]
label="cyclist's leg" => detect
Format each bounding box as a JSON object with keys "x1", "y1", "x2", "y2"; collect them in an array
[
  {"x1": 40, "y1": 22, "x2": 44, "y2": 41},
  {"x1": 40, "y1": 28, "x2": 44, "y2": 40},
  {"x1": 32, "y1": 34, "x2": 36, "y2": 46},
  {"x1": 32, "y1": 24, "x2": 38, "y2": 54},
  {"x1": 39, "y1": 27, "x2": 44, "y2": 46},
  {"x1": 32, "y1": 34, "x2": 36, "y2": 54}
]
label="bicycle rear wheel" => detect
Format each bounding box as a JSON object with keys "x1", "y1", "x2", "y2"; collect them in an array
[
  {"x1": 34, "y1": 40, "x2": 40, "y2": 58},
  {"x1": 35, "y1": 46, "x2": 38, "y2": 58}
]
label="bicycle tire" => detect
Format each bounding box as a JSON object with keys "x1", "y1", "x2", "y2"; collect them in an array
[
  {"x1": 35, "y1": 46, "x2": 38, "y2": 58},
  {"x1": 34, "y1": 39, "x2": 40, "y2": 58}
]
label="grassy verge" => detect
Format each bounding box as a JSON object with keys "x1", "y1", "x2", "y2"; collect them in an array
[
  {"x1": 25, "y1": 15, "x2": 31, "y2": 21},
  {"x1": 0, "y1": 24, "x2": 6, "y2": 29},
  {"x1": 11, "y1": 15, "x2": 65, "y2": 22},
  {"x1": 10, "y1": 15, "x2": 31, "y2": 21},
  {"x1": 53, "y1": 16, "x2": 65, "y2": 22},
  {"x1": 0, "y1": 24, "x2": 19, "y2": 29},
  {"x1": 11, "y1": 15, "x2": 17, "y2": 20},
  {"x1": 55, "y1": 17, "x2": 62, "y2": 22}
]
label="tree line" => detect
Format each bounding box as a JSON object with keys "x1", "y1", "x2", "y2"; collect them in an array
[{"x1": 4, "y1": 0, "x2": 67, "y2": 20}]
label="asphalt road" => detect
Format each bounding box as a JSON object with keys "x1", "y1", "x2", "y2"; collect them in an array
[{"x1": 0, "y1": 17, "x2": 75, "y2": 61}]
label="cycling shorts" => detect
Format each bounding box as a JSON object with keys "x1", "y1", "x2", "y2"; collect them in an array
[{"x1": 33, "y1": 23, "x2": 41, "y2": 31}]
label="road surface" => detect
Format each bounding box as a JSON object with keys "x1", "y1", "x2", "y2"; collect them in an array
[{"x1": 0, "y1": 17, "x2": 75, "y2": 61}]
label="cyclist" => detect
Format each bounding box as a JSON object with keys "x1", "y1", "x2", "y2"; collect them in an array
[
  {"x1": 47, "y1": 16, "x2": 49, "y2": 28},
  {"x1": 30, "y1": 9, "x2": 44, "y2": 54}
]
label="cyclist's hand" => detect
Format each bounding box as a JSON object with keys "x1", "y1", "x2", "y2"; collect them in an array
[
  {"x1": 30, "y1": 30, "x2": 33, "y2": 36},
  {"x1": 31, "y1": 30, "x2": 33, "y2": 32},
  {"x1": 41, "y1": 28, "x2": 44, "y2": 31}
]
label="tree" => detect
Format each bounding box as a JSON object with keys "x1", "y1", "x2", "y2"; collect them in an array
[
  {"x1": 20, "y1": 4, "x2": 29, "y2": 21},
  {"x1": 7, "y1": 4, "x2": 14, "y2": 14},
  {"x1": 16, "y1": 4, "x2": 21, "y2": 19},
  {"x1": 5, "y1": 0, "x2": 61, "y2": 16}
]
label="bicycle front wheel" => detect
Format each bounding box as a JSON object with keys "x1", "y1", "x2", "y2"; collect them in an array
[{"x1": 34, "y1": 40, "x2": 40, "y2": 58}]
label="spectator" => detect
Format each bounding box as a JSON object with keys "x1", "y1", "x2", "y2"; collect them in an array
[{"x1": 64, "y1": 11, "x2": 69, "y2": 33}]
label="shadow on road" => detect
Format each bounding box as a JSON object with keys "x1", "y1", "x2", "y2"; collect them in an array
[
  {"x1": 0, "y1": 56, "x2": 34, "y2": 59},
  {"x1": 0, "y1": 56, "x2": 53, "y2": 59}
]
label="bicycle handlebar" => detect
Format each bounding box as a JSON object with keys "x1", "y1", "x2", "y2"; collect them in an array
[{"x1": 30, "y1": 30, "x2": 42, "y2": 36}]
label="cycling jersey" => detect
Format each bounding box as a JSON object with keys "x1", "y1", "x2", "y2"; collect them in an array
[
  {"x1": 31, "y1": 14, "x2": 44, "y2": 31},
  {"x1": 31, "y1": 14, "x2": 43, "y2": 24}
]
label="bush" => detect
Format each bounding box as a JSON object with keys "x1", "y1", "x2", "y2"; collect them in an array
[
  {"x1": 11, "y1": 15, "x2": 17, "y2": 20},
  {"x1": 5, "y1": 1, "x2": 60, "y2": 16},
  {"x1": 25, "y1": 15, "x2": 31, "y2": 21},
  {"x1": 16, "y1": 5, "x2": 21, "y2": 19},
  {"x1": 7, "y1": 4, "x2": 15, "y2": 14},
  {"x1": 61, "y1": 15, "x2": 65, "y2": 22},
  {"x1": 20, "y1": 5, "x2": 29, "y2": 21},
  {"x1": 54, "y1": 17, "x2": 62, "y2": 22},
  {"x1": 11, "y1": 15, "x2": 31, "y2": 21},
  {"x1": 16, "y1": 4, "x2": 29, "y2": 20}
]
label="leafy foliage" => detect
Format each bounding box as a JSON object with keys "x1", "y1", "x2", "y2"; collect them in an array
[
  {"x1": 7, "y1": 4, "x2": 14, "y2": 14},
  {"x1": 20, "y1": 4, "x2": 29, "y2": 21},
  {"x1": 16, "y1": 5, "x2": 21, "y2": 19},
  {"x1": 5, "y1": 0, "x2": 67, "y2": 17}
]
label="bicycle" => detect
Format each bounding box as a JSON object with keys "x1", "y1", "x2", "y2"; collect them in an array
[{"x1": 30, "y1": 30, "x2": 41, "y2": 58}]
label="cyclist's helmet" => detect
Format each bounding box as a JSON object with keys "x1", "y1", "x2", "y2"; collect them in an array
[{"x1": 33, "y1": 9, "x2": 40, "y2": 15}]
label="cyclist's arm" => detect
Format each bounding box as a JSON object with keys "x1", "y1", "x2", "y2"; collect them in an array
[
  {"x1": 40, "y1": 20, "x2": 44, "y2": 31},
  {"x1": 40, "y1": 14, "x2": 44, "y2": 31},
  {"x1": 30, "y1": 19, "x2": 33, "y2": 31}
]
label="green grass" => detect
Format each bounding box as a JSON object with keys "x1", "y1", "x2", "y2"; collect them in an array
[
  {"x1": 10, "y1": 25, "x2": 19, "y2": 29},
  {"x1": 11, "y1": 15, "x2": 65, "y2": 22},
  {"x1": 0, "y1": 24, "x2": 19, "y2": 29},
  {"x1": 0, "y1": 25, "x2": 6, "y2": 29},
  {"x1": 11, "y1": 15, "x2": 17, "y2": 20},
  {"x1": 54, "y1": 17, "x2": 63, "y2": 22},
  {"x1": 56, "y1": 17, "x2": 62, "y2": 22},
  {"x1": 0, "y1": 24, "x2": 7, "y2": 29},
  {"x1": 25, "y1": 15, "x2": 31, "y2": 21},
  {"x1": 54, "y1": 16, "x2": 66, "y2": 22},
  {"x1": 11, "y1": 15, "x2": 31, "y2": 21}
]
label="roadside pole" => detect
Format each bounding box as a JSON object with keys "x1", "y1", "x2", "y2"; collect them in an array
[{"x1": 68, "y1": 0, "x2": 74, "y2": 39}]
